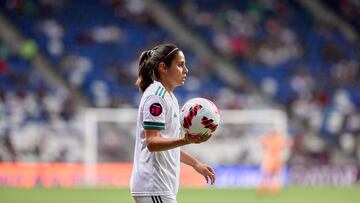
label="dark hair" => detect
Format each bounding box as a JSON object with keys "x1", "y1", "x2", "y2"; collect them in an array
[{"x1": 135, "y1": 43, "x2": 180, "y2": 92}]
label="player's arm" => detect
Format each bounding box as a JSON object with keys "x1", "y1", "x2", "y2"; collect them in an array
[
  {"x1": 180, "y1": 149, "x2": 216, "y2": 184},
  {"x1": 145, "y1": 129, "x2": 190, "y2": 152},
  {"x1": 145, "y1": 130, "x2": 212, "y2": 152}
]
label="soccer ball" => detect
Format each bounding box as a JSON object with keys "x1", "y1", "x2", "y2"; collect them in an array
[{"x1": 180, "y1": 98, "x2": 220, "y2": 135}]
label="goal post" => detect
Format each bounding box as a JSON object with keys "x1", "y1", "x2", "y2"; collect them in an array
[
  {"x1": 83, "y1": 108, "x2": 138, "y2": 185},
  {"x1": 82, "y1": 108, "x2": 288, "y2": 186}
]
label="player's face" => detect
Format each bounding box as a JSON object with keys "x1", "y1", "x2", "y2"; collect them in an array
[{"x1": 167, "y1": 51, "x2": 188, "y2": 87}]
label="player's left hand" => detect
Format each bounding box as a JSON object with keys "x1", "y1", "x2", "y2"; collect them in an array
[
  {"x1": 185, "y1": 132, "x2": 212, "y2": 144},
  {"x1": 193, "y1": 162, "x2": 216, "y2": 185}
]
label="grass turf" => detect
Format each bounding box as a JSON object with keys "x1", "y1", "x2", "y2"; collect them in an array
[{"x1": 1, "y1": 187, "x2": 360, "y2": 203}]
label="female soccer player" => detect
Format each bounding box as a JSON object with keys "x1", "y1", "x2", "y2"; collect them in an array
[
  {"x1": 258, "y1": 130, "x2": 292, "y2": 195},
  {"x1": 130, "y1": 43, "x2": 216, "y2": 203}
]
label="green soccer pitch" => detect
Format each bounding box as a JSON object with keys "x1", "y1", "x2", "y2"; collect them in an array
[{"x1": 1, "y1": 187, "x2": 360, "y2": 203}]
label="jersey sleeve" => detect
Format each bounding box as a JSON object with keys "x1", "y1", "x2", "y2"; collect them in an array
[{"x1": 142, "y1": 95, "x2": 167, "y2": 130}]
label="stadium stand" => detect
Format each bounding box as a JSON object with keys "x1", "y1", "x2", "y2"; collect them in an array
[
  {"x1": 0, "y1": 0, "x2": 359, "y2": 165},
  {"x1": 162, "y1": 0, "x2": 360, "y2": 164}
]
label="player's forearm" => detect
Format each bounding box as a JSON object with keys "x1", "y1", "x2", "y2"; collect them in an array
[
  {"x1": 180, "y1": 150, "x2": 200, "y2": 168},
  {"x1": 146, "y1": 136, "x2": 190, "y2": 152}
]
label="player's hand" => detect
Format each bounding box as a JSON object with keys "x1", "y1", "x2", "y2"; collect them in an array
[
  {"x1": 184, "y1": 132, "x2": 212, "y2": 144},
  {"x1": 193, "y1": 162, "x2": 216, "y2": 185}
]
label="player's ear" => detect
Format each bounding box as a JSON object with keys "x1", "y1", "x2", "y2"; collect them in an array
[{"x1": 158, "y1": 62, "x2": 167, "y2": 73}]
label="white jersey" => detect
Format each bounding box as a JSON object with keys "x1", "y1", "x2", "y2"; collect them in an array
[{"x1": 130, "y1": 81, "x2": 181, "y2": 196}]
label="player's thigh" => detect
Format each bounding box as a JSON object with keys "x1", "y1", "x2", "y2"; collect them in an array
[{"x1": 133, "y1": 195, "x2": 177, "y2": 203}]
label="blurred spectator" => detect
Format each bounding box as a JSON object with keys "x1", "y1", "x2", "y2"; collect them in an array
[
  {"x1": 331, "y1": 59, "x2": 359, "y2": 86},
  {"x1": 0, "y1": 58, "x2": 7, "y2": 75},
  {"x1": 76, "y1": 25, "x2": 123, "y2": 45},
  {"x1": 0, "y1": 129, "x2": 17, "y2": 162},
  {"x1": 301, "y1": 130, "x2": 329, "y2": 164},
  {"x1": 290, "y1": 68, "x2": 315, "y2": 98},
  {"x1": 36, "y1": 19, "x2": 64, "y2": 57},
  {"x1": 59, "y1": 54, "x2": 93, "y2": 87},
  {"x1": 91, "y1": 80, "x2": 110, "y2": 107}
]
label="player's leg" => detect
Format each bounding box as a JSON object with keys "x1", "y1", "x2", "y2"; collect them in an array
[
  {"x1": 258, "y1": 162, "x2": 273, "y2": 194},
  {"x1": 270, "y1": 164, "x2": 284, "y2": 195},
  {"x1": 258, "y1": 171, "x2": 271, "y2": 193}
]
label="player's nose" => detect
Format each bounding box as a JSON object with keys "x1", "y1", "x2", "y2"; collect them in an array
[{"x1": 183, "y1": 65, "x2": 188, "y2": 74}]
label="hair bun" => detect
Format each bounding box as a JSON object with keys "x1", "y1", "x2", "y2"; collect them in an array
[{"x1": 147, "y1": 50, "x2": 154, "y2": 59}]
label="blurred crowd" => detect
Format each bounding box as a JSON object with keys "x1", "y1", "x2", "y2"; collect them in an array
[
  {"x1": 168, "y1": 0, "x2": 360, "y2": 165},
  {"x1": 322, "y1": 0, "x2": 360, "y2": 33},
  {"x1": 0, "y1": 40, "x2": 82, "y2": 162},
  {"x1": 0, "y1": 0, "x2": 359, "y2": 165}
]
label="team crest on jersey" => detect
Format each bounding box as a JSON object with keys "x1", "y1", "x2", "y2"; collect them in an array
[{"x1": 149, "y1": 103, "x2": 162, "y2": 116}]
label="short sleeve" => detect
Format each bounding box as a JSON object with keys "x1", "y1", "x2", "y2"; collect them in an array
[{"x1": 142, "y1": 95, "x2": 167, "y2": 130}]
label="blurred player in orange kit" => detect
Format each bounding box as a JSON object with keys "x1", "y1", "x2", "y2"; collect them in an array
[{"x1": 258, "y1": 130, "x2": 292, "y2": 195}]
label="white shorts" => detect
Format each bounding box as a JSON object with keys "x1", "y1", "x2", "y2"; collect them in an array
[{"x1": 133, "y1": 195, "x2": 177, "y2": 203}]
